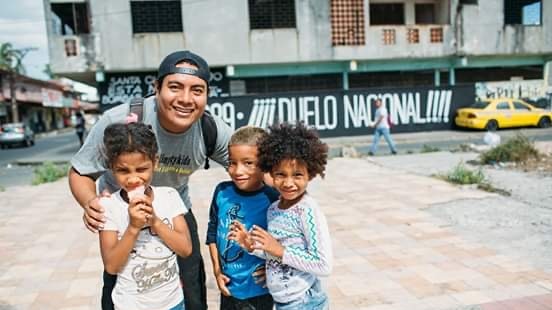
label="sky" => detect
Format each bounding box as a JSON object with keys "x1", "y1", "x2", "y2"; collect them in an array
[
  {"x1": 0, "y1": 0, "x2": 49, "y2": 80},
  {"x1": 0, "y1": 0, "x2": 97, "y2": 99}
]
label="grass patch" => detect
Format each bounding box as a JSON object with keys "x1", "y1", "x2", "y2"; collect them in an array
[
  {"x1": 480, "y1": 133, "x2": 540, "y2": 164},
  {"x1": 32, "y1": 162, "x2": 68, "y2": 185},
  {"x1": 436, "y1": 162, "x2": 510, "y2": 196},
  {"x1": 443, "y1": 162, "x2": 485, "y2": 185},
  {"x1": 420, "y1": 144, "x2": 440, "y2": 153}
]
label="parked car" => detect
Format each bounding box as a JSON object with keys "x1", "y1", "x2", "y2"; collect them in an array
[
  {"x1": 455, "y1": 98, "x2": 552, "y2": 131},
  {"x1": 0, "y1": 123, "x2": 35, "y2": 148}
]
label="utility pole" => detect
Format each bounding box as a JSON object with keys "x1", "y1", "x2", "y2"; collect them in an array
[{"x1": 9, "y1": 70, "x2": 18, "y2": 122}]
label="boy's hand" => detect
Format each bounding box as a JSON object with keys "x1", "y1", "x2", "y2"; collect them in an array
[
  {"x1": 252, "y1": 265, "x2": 267, "y2": 288},
  {"x1": 214, "y1": 272, "x2": 231, "y2": 296},
  {"x1": 227, "y1": 220, "x2": 253, "y2": 252},
  {"x1": 250, "y1": 225, "x2": 284, "y2": 258}
]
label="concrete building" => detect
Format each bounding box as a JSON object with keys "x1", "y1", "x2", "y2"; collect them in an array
[{"x1": 43, "y1": 0, "x2": 551, "y2": 108}]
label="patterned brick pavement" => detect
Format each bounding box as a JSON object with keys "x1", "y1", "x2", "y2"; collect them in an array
[{"x1": 0, "y1": 158, "x2": 551, "y2": 309}]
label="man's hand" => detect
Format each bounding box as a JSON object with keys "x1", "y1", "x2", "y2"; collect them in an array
[
  {"x1": 250, "y1": 225, "x2": 284, "y2": 258},
  {"x1": 83, "y1": 190, "x2": 110, "y2": 233},
  {"x1": 214, "y1": 271, "x2": 231, "y2": 296}
]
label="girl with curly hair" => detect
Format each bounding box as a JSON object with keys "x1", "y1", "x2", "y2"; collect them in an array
[{"x1": 229, "y1": 122, "x2": 333, "y2": 310}]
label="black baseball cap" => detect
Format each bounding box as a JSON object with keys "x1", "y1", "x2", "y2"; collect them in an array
[{"x1": 157, "y1": 50, "x2": 210, "y2": 85}]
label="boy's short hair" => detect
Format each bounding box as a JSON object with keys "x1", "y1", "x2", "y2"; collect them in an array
[{"x1": 229, "y1": 126, "x2": 267, "y2": 147}]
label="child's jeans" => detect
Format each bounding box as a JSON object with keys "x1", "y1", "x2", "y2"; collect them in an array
[
  {"x1": 274, "y1": 280, "x2": 328, "y2": 310},
  {"x1": 169, "y1": 299, "x2": 185, "y2": 310}
]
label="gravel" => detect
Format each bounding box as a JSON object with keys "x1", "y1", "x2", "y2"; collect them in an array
[{"x1": 370, "y1": 151, "x2": 552, "y2": 272}]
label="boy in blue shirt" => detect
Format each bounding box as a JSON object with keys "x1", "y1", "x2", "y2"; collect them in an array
[{"x1": 206, "y1": 126, "x2": 279, "y2": 310}]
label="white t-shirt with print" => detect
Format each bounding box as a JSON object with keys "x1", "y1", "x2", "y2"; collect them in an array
[
  {"x1": 100, "y1": 186, "x2": 187, "y2": 310},
  {"x1": 375, "y1": 106, "x2": 390, "y2": 129}
]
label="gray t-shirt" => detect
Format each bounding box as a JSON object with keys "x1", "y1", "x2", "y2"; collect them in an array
[{"x1": 70, "y1": 96, "x2": 232, "y2": 209}]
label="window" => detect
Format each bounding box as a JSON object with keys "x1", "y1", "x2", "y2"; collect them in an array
[
  {"x1": 496, "y1": 102, "x2": 511, "y2": 110},
  {"x1": 369, "y1": 3, "x2": 405, "y2": 25},
  {"x1": 504, "y1": 0, "x2": 541, "y2": 25},
  {"x1": 249, "y1": 0, "x2": 296, "y2": 29},
  {"x1": 382, "y1": 29, "x2": 396, "y2": 45},
  {"x1": 415, "y1": 4, "x2": 436, "y2": 24},
  {"x1": 331, "y1": 0, "x2": 365, "y2": 46},
  {"x1": 430, "y1": 27, "x2": 443, "y2": 43},
  {"x1": 513, "y1": 101, "x2": 530, "y2": 110},
  {"x1": 50, "y1": 3, "x2": 90, "y2": 35},
  {"x1": 407, "y1": 28, "x2": 419, "y2": 44},
  {"x1": 64, "y1": 38, "x2": 78, "y2": 57},
  {"x1": 130, "y1": 1, "x2": 183, "y2": 33}
]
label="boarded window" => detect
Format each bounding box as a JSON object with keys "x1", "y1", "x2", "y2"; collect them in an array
[
  {"x1": 331, "y1": 0, "x2": 365, "y2": 46},
  {"x1": 504, "y1": 0, "x2": 541, "y2": 25},
  {"x1": 50, "y1": 3, "x2": 90, "y2": 35},
  {"x1": 415, "y1": 3, "x2": 436, "y2": 24},
  {"x1": 249, "y1": 0, "x2": 296, "y2": 29},
  {"x1": 64, "y1": 38, "x2": 78, "y2": 57},
  {"x1": 370, "y1": 3, "x2": 405, "y2": 25},
  {"x1": 130, "y1": 1, "x2": 183, "y2": 33}
]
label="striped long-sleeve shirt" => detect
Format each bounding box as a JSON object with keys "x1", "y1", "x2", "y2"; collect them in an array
[{"x1": 262, "y1": 194, "x2": 333, "y2": 303}]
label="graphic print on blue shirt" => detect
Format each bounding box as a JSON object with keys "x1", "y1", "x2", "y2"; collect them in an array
[
  {"x1": 221, "y1": 203, "x2": 245, "y2": 264},
  {"x1": 206, "y1": 181, "x2": 279, "y2": 299}
]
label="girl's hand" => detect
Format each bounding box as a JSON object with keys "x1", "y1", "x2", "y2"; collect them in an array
[
  {"x1": 227, "y1": 220, "x2": 253, "y2": 252},
  {"x1": 128, "y1": 196, "x2": 153, "y2": 230},
  {"x1": 250, "y1": 225, "x2": 284, "y2": 258}
]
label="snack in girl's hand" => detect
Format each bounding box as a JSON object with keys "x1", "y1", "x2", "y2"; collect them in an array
[{"x1": 127, "y1": 185, "x2": 146, "y2": 200}]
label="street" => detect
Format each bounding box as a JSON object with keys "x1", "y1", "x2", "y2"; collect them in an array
[
  {"x1": 0, "y1": 131, "x2": 80, "y2": 188},
  {"x1": 1, "y1": 128, "x2": 552, "y2": 189}
]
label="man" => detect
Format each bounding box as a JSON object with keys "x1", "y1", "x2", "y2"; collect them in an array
[
  {"x1": 369, "y1": 98, "x2": 397, "y2": 155},
  {"x1": 68, "y1": 50, "x2": 233, "y2": 310}
]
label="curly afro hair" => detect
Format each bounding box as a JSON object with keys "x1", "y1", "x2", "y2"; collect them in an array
[
  {"x1": 101, "y1": 122, "x2": 158, "y2": 168},
  {"x1": 258, "y1": 122, "x2": 328, "y2": 178}
]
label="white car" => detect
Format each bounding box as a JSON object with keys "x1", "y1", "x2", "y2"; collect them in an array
[{"x1": 0, "y1": 123, "x2": 35, "y2": 148}]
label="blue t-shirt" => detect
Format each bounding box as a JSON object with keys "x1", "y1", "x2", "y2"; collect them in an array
[{"x1": 206, "y1": 181, "x2": 279, "y2": 299}]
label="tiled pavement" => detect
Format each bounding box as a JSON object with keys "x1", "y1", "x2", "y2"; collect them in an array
[{"x1": 1, "y1": 157, "x2": 551, "y2": 309}]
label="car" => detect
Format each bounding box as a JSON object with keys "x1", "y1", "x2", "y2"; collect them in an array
[
  {"x1": 0, "y1": 123, "x2": 35, "y2": 148},
  {"x1": 455, "y1": 98, "x2": 552, "y2": 131}
]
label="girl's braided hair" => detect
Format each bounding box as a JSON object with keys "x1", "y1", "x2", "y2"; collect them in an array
[{"x1": 102, "y1": 122, "x2": 158, "y2": 167}]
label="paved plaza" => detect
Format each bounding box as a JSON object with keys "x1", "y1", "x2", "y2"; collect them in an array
[{"x1": 1, "y1": 157, "x2": 551, "y2": 309}]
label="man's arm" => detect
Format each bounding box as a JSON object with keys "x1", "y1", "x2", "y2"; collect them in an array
[{"x1": 68, "y1": 167, "x2": 106, "y2": 232}]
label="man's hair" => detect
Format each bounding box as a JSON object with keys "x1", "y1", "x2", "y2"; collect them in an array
[
  {"x1": 101, "y1": 123, "x2": 158, "y2": 167},
  {"x1": 258, "y1": 122, "x2": 328, "y2": 178},
  {"x1": 229, "y1": 126, "x2": 267, "y2": 147}
]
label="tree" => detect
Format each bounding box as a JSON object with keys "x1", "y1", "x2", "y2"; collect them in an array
[{"x1": 0, "y1": 42, "x2": 36, "y2": 122}]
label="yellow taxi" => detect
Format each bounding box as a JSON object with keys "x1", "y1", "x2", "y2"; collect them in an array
[{"x1": 455, "y1": 98, "x2": 552, "y2": 130}]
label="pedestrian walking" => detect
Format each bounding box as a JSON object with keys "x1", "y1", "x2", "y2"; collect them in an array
[
  {"x1": 68, "y1": 50, "x2": 233, "y2": 310},
  {"x1": 75, "y1": 112, "x2": 86, "y2": 146},
  {"x1": 369, "y1": 98, "x2": 397, "y2": 155},
  {"x1": 99, "y1": 122, "x2": 192, "y2": 310}
]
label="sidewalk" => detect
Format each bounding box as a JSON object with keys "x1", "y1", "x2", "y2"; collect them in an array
[{"x1": 1, "y1": 158, "x2": 552, "y2": 309}]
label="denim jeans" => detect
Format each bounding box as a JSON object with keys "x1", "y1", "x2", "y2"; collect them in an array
[
  {"x1": 274, "y1": 280, "x2": 328, "y2": 310},
  {"x1": 370, "y1": 127, "x2": 397, "y2": 154},
  {"x1": 169, "y1": 300, "x2": 185, "y2": 310}
]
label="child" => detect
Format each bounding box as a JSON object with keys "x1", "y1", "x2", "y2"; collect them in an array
[
  {"x1": 229, "y1": 122, "x2": 333, "y2": 310},
  {"x1": 98, "y1": 122, "x2": 192, "y2": 310},
  {"x1": 206, "y1": 126, "x2": 279, "y2": 310}
]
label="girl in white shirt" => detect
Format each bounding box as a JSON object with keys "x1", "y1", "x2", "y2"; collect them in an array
[{"x1": 98, "y1": 122, "x2": 192, "y2": 310}]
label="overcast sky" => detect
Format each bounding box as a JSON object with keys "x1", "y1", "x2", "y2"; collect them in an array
[{"x1": 0, "y1": 0, "x2": 49, "y2": 80}]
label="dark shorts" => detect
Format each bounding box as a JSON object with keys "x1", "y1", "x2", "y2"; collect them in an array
[{"x1": 220, "y1": 293, "x2": 273, "y2": 310}]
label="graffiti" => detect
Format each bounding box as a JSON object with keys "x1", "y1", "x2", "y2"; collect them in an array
[
  {"x1": 208, "y1": 85, "x2": 474, "y2": 137},
  {"x1": 476, "y1": 80, "x2": 545, "y2": 101}
]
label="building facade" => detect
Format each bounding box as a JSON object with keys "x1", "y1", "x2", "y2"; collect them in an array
[{"x1": 43, "y1": 0, "x2": 551, "y2": 134}]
